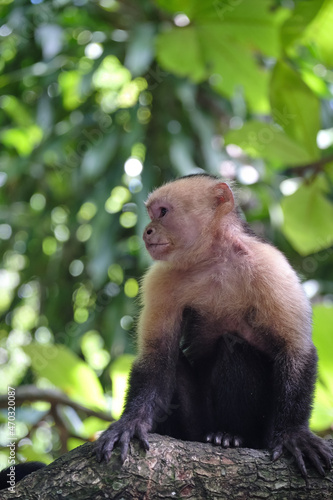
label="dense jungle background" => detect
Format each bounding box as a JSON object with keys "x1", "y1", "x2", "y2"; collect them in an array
[{"x1": 0, "y1": 0, "x2": 333, "y2": 467}]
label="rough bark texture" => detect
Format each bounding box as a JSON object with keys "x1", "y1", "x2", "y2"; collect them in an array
[{"x1": 1, "y1": 435, "x2": 332, "y2": 500}]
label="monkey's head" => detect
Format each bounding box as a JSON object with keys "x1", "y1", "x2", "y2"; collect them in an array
[{"x1": 143, "y1": 175, "x2": 234, "y2": 265}]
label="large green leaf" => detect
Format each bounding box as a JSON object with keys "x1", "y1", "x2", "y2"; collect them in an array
[
  {"x1": 281, "y1": 179, "x2": 333, "y2": 255},
  {"x1": 199, "y1": 26, "x2": 269, "y2": 113},
  {"x1": 156, "y1": 0, "x2": 283, "y2": 56},
  {"x1": 313, "y1": 304, "x2": 333, "y2": 383},
  {"x1": 225, "y1": 121, "x2": 312, "y2": 166},
  {"x1": 156, "y1": 27, "x2": 206, "y2": 82},
  {"x1": 311, "y1": 383, "x2": 333, "y2": 432},
  {"x1": 270, "y1": 61, "x2": 320, "y2": 159},
  {"x1": 310, "y1": 304, "x2": 333, "y2": 431},
  {"x1": 281, "y1": 0, "x2": 325, "y2": 49},
  {"x1": 23, "y1": 344, "x2": 106, "y2": 410},
  {"x1": 156, "y1": 0, "x2": 285, "y2": 111},
  {"x1": 279, "y1": 0, "x2": 333, "y2": 68},
  {"x1": 304, "y1": 0, "x2": 333, "y2": 66}
]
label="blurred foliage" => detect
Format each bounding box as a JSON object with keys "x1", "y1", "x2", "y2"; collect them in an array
[{"x1": 0, "y1": 0, "x2": 333, "y2": 467}]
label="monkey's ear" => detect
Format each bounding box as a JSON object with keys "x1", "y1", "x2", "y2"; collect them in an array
[{"x1": 214, "y1": 182, "x2": 234, "y2": 213}]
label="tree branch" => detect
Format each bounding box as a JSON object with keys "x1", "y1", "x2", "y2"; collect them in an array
[
  {"x1": 285, "y1": 153, "x2": 333, "y2": 176},
  {"x1": 1, "y1": 435, "x2": 332, "y2": 499},
  {"x1": 0, "y1": 385, "x2": 113, "y2": 423}
]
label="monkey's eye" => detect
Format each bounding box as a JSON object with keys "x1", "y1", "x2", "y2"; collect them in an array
[{"x1": 159, "y1": 207, "x2": 168, "y2": 218}]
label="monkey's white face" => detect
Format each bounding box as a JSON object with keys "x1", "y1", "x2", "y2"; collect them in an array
[
  {"x1": 143, "y1": 178, "x2": 235, "y2": 264},
  {"x1": 143, "y1": 199, "x2": 200, "y2": 261}
]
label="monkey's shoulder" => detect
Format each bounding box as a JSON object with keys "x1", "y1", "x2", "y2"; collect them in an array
[
  {"x1": 142, "y1": 240, "x2": 297, "y2": 287},
  {"x1": 141, "y1": 240, "x2": 305, "y2": 313},
  {"x1": 249, "y1": 240, "x2": 303, "y2": 288}
]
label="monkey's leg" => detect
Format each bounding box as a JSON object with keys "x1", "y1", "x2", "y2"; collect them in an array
[
  {"x1": 154, "y1": 350, "x2": 203, "y2": 441},
  {"x1": 95, "y1": 343, "x2": 180, "y2": 463},
  {"x1": 269, "y1": 344, "x2": 332, "y2": 479},
  {"x1": 200, "y1": 334, "x2": 274, "y2": 449}
]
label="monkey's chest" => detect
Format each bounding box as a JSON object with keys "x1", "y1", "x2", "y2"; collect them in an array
[
  {"x1": 180, "y1": 308, "x2": 249, "y2": 362},
  {"x1": 181, "y1": 265, "x2": 252, "y2": 319}
]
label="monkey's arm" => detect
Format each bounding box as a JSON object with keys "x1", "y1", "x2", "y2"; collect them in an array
[
  {"x1": 269, "y1": 343, "x2": 332, "y2": 479},
  {"x1": 251, "y1": 250, "x2": 332, "y2": 478},
  {"x1": 96, "y1": 268, "x2": 183, "y2": 463}
]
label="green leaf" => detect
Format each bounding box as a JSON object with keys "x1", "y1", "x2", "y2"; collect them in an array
[
  {"x1": 225, "y1": 121, "x2": 312, "y2": 166},
  {"x1": 304, "y1": 0, "x2": 333, "y2": 66},
  {"x1": 0, "y1": 95, "x2": 33, "y2": 127},
  {"x1": 23, "y1": 344, "x2": 106, "y2": 410},
  {"x1": 156, "y1": 0, "x2": 286, "y2": 111},
  {"x1": 156, "y1": 0, "x2": 284, "y2": 56},
  {"x1": 281, "y1": 0, "x2": 325, "y2": 49},
  {"x1": 198, "y1": 26, "x2": 270, "y2": 113},
  {"x1": 155, "y1": 0, "x2": 202, "y2": 16},
  {"x1": 313, "y1": 304, "x2": 333, "y2": 384},
  {"x1": 300, "y1": 69, "x2": 330, "y2": 98},
  {"x1": 156, "y1": 28, "x2": 206, "y2": 82},
  {"x1": 270, "y1": 61, "x2": 320, "y2": 159},
  {"x1": 58, "y1": 71, "x2": 85, "y2": 110},
  {"x1": 157, "y1": 30, "x2": 269, "y2": 111},
  {"x1": 311, "y1": 383, "x2": 333, "y2": 432},
  {"x1": 0, "y1": 125, "x2": 43, "y2": 156},
  {"x1": 281, "y1": 179, "x2": 333, "y2": 255},
  {"x1": 311, "y1": 304, "x2": 333, "y2": 431}
]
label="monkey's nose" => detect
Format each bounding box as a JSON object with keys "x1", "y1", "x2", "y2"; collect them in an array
[{"x1": 146, "y1": 227, "x2": 154, "y2": 236}]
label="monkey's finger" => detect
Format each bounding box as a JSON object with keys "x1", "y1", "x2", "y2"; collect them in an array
[
  {"x1": 232, "y1": 436, "x2": 242, "y2": 448},
  {"x1": 95, "y1": 443, "x2": 104, "y2": 463},
  {"x1": 205, "y1": 433, "x2": 214, "y2": 443},
  {"x1": 291, "y1": 444, "x2": 308, "y2": 481},
  {"x1": 312, "y1": 440, "x2": 332, "y2": 470},
  {"x1": 119, "y1": 431, "x2": 131, "y2": 463},
  {"x1": 272, "y1": 444, "x2": 283, "y2": 462},
  {"x1": 136, "y1": 429, "x2": 150, "y2": 451},
  {"x1": 103, "y1": 446, "x2": 113, "y2": 464},
  {"x1": 307, "y1": 452, "x2": 326, "y2": 477},
  {"x1": 222, "y1": 434, "x2": 231, "y2": 448},
  {"x1": 95, "y1": 433, "x2": 119, "y2": 463},
  {"x1": 214, "y1": 432, "x2": 223, "y2": 446},
  {"x1": 303, "y1": 437, "x2": 330, "y2": 475},
  {"x1": 320, "y1": 449, "x2": 333, "y2": 470},
  {"x1": 324, "y1": 452, "x2": 333, "y2": 470}
]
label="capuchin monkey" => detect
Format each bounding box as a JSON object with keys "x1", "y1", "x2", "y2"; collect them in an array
[
  {"x1": 3, "y1": 175, "x2": 330, "y2": 491},
  {"x1": 95, "y1": 174, "x2": 332, "y2": 479}
]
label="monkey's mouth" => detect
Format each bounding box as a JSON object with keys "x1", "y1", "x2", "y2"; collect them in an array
[
  {"x1": 146, "y1": 243, "x2": 169, "y2": 249},
  {"x1": 145, "y1": 242, "x2": 170, "y2": 254}
]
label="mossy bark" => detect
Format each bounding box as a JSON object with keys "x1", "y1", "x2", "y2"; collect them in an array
[{"x1": 1, "y1": 435, "x2": 332, "y2": 500}]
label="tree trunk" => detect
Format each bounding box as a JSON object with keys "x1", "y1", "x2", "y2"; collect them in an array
[{"x1": 1, "y1": 435, "x2": 332, "y2": 500}]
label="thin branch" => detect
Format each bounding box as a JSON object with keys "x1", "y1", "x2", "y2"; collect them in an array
[
  {"x1": 286, "y1": 153, "x2": 333, "y2": 175},
  {"x1": 0, "y1": 385, "x2": 113, "y2": 423}
]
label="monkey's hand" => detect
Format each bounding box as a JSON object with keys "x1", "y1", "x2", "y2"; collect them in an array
[
  {"x1": 95, "y1": 416, "x2": 150, "y2": 464},
  {"x1": 271, "y1": 427, "x2": 332, "y2": 480}
]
